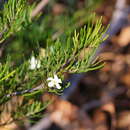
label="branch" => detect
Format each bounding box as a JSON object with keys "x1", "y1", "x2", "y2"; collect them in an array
[
  {"x1": 81, "y1": 87, "x2": 126, "y2": 111},
  {"x1": 6, "y1": 83, "x2": 45, "y2": 98},
  {"x1": 101, "y1": 0, "x2": 130, "y2": 49},
  {"x1": 31, "y1": 0, "x2": 49, "y2": 18},
  {"x1": 28, "y1": 114, "x2": 52, "y2": 130}
]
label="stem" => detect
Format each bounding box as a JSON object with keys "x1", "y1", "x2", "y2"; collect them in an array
[{"x1": 6, "y1": 83, "x2": 45, "y2": 97}]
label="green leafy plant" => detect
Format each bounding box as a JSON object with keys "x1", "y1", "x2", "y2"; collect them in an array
[
  {"x1": 0, "y1": 0, "x2": 107, "y2": 125},
  {"x1": 0, "y1": 0, "x2": 34, "y2": 43}
]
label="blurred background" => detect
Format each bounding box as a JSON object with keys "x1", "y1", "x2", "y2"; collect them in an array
[{"x1": 1, "y1": 0, "x2": 130, "y2": 130}]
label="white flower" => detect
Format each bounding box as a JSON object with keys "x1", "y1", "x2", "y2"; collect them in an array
[
  {"x1": 47, "y1": 74, "x2": 62, "y2": 89},
  {"x1": 29, "y1": 56, "x2": 41, "y2": 70}
]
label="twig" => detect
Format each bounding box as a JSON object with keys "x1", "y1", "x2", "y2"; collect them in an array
[
  {"x1": 101, "y1": 0, "x2": 129, "y2": 49},
  {"x1": 81, "y1": 87, "x2": 126, "y2": 111},
  {"x1": 61, "y1": 73, "x2": 84, "y2": 100},
  {"x1": 28, "y1": 114, "x2": 52, "y2": 130},
  {"x1": 6, "y1": 83, "x2": 44, "y2": 98},
  {"x1": 80, "y1": 86, "x2": 126, "y2": 130},
  {"x1": 31, "y1": 0, "x2": 49, "y2": 18}
]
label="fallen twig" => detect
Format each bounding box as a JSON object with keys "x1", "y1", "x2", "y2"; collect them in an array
[
  {"x1": 81, "y1": 87, "x2": 126, "y2": 111},
  {"x1": 31, "y1": 0, "x2": 49, "y2": 18},
  {"x1": 101, "y1": 0, "x2": 130, "y2": 49},
  {"x1": 28, "y1": 114, "x2": 52, "y2": 130}
]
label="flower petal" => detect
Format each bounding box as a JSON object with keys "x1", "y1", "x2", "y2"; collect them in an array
[
  {"x1": 56, "y1": 83, "x2": 61, "y2": 89},
  {"x1": 29, "y1": 56, "x2": 41, "y2": 70},
  {"x1": 58, "y1": 78, "x2": 62, "y2": 83},
  {"x1": 48, "y1": 81, "x2": 54, "y2": 87},
  {"x1": 54, "y1": 74, "x2": 62, "y2": 83},
  {"x1": 54, "y1": 74, "x2": 59, "y2": 81},
  {"x1": 30, "y1": 56, "x2": 36, "y2": 63},
  {"x1": 29, "y1": 64, "x2": 36, "y2": 70},
  {"x1": 47, "y1": 77, "x2": 53, "y2": 81},
  {"x1": 36, "y1": 61, "x2": 41, "y2": 68}
]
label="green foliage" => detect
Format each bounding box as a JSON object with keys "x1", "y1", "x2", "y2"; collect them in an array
[
  {"x1": 0, "y1": 0, "x2": 34, "y2": 43},
  {"x1": 3, "y1": 0, "x2": 102, "y2": 63},
  {"x1": 0, "y1": 16, "x2": 107, "y2": 101},
  {"x1": 14, "y1": 100, "x2": 50, "y2": 119},
  {"x1": 0, "y1": 0, "x2": 107, "y2": 125},
  {"x1": 44, "y1": 18, "x2": 107, "y2": 76}
]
